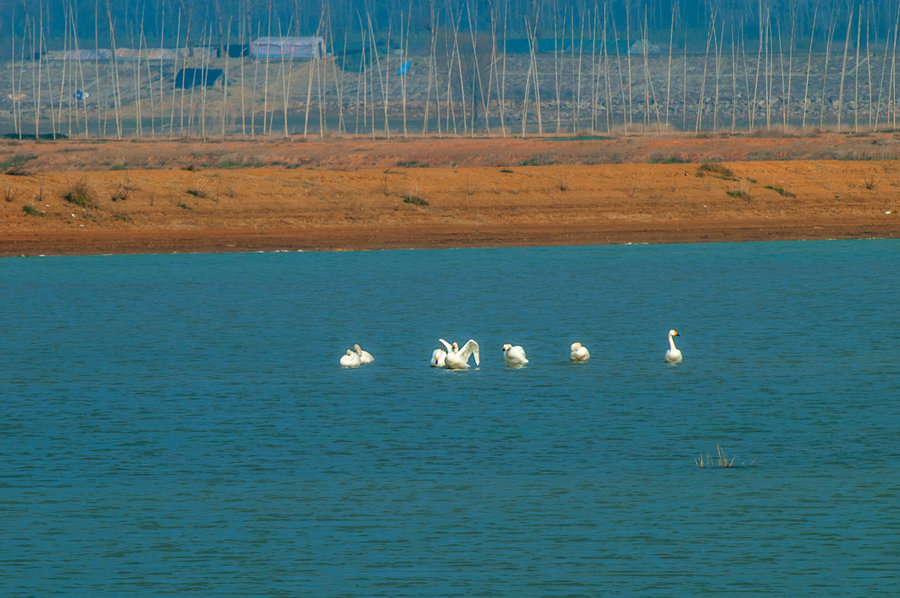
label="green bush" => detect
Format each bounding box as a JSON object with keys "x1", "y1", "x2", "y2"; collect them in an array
[{"x1": 63, "y1": 180, "x2": 94, "y2": 207}]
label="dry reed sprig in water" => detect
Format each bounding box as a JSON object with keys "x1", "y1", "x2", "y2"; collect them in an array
[{"x1": 696, "y1": 444, "x2": 747, "y2": 469}]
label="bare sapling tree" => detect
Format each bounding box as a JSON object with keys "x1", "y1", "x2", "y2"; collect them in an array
[
  {"x1": 262, "y1": 4, "x2": 272, "y2": 135},
  {"x1": 574, "y1": 7, "x2": 585, "y2": 132},
  {"x1": 889, "y1": 4, "x2": 900, "y2": 129},
  {"x1": 750, "y1": 0, "x2": 764, "y2": 130},
  {"x1": 695, "y1": 9, "x2": 714, "y2": 132},
  {"x1": 528, "y1": 16, "x2": 544, "y2": 135},
  {"x1": 611, "y1": 6, "x2": 627, "y2": 132},
  {"x1": 466, "y1": 2, "x2": 491, "y2": 135},
  {"x1": 223, "y1": 16, "x2": 233, "y2": 138},
  {"x1": 422, "y1": 4, "x2": 437, "y2": 136},
  {"x1": 521, "y1": 17, "x2": 535, "y2": 137},
  {"x1": 731, "y1": 21, "x2": 738, "y2": 132},
  {"x1": 873, "y1": 7, "x2": 891, "y2": 130},
  {"x1": 712, "y1": 13, "x2": 723, "y2": 131},
  {"x1": 625, "y1": 0, "x2": 633, "y2": 130},
  {"x1": 450, "y1": 6, "x2": 468, "y2": 135},
  {"x1": 487, "y1": 7, "x2": 503, "y2": 136},
  {"x1": 665, "y1": 4, "x2": 675, "y2": 129},
  {"x1": 553, "y1": 4, "x2": 563, "y2": 133},
  {"x1": 801, "y1": 0, "x2": 819, "y2": 129},
  {"x1": 818, "y1": 11, "x2": 837, "y2": 128},
  {"x1": 854, "y1": 4, "x2": 861, "y2": 131},
  {"x1": 837, "y1": 6, "x2": 855, "y2": 131}
]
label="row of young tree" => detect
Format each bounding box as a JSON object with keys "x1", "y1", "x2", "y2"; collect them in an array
[{"x1": 8, "y1": 0, "x2": 900, "y2": 138}]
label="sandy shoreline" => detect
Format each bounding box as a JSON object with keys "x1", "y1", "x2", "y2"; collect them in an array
[
  {"x1": 2, "y1": 221, "x2": 897, "y2": 257},
  {"x1": 2, "y1": 136, "x2": 899, "y2": 256}
]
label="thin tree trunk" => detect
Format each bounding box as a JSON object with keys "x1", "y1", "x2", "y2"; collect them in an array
[
  {"x1": 739, "y1": 20, "x2": 749, "y2": 129},
  {"x1": 731, "y1": 21, "x2": 737, "y2": 132},
  {"x1": 625, "y1": 0, "x2": 633, "y2": 130},
  {"x1": 142, "y1": 27, "x2": 155, "y2": 138},
  {"x1": 487, "y1": 7, "x2": 500, "y2": 136},
  {"x1": 240, "y1": 3, "x2": 246, "y2": 136},
  {"x1": 466, "y1": 1, "x2": 490, "y2": 134},
  {"x1": 500, "y1": 0, "x2": 509, "y2": 136},
  {"x1": 665, "y1": 5, "x2": 675, "y2": 129},
  {"x1": 9, "y1": 8, "x2": 17, "y2": 138},
  {"x1": 57, "y1": 2, "x2": 70, "y2": 138},
  {"x1": 642, "y1": 11, "x2": 650, "y2": 130},
  {"x1": 43, "y1": 7, "x2": 58, "y2": 139},
  {"x1": 603, "y1": 3, "x2": 611, "y2": 132},
  {"x1": 250, "y1": 21, "x2": 260, "y2": 137},
  {"x1": 521, "y1": 18, "x2": 534, "y2": 137},
  {"x1": 590, "y1": 4, "x2": 598, "y2": 132},
  {"x1": 819, "y1": 13, "x2": 837, "y2": 128},
  {"x1": 328, "y1": 10, "x2": 346, "y2": 136},
  {"x1": 450, "y1": 8, "x2": 468, "y2": 135},
  {"x1": 611, "y1": 8, "x2": 627, "y2": 132},
  {"x1": 33, "y1": 14, "x2": 41, "y2": 139},
  {"x1": 384, "y1": 19, "x2": 392, "y2": 137},
  {"x1": 750, "y1": 1, "x2": 764, "y2": 130},
  {"x1": 854, "y1": 4, "x2": 861, "y2": 132},
  {"x1": 354, "y1": 15, "x2": 365, "y2": 135},
  {"x1": 303, "y1": 45, "x2": 316, "y2": 137},
  {"x1": 94, "y1": 2, "x2": 103, "y2": 137},
  {"x1": 682, "y1": 27, "x2": 688, "y2": 130},
  {"x1": 866, "y1": 9, "x2": 873, "y2": 129},
  {"x1": 366, "y1": 12, "x2": 389, "y2": 137},
  {"x1": 553, "y1": 6, "x2": 563, "y2": 133},
  {"x1": 890, "y1": 4, "x2": 900, "y2": 129},
  {"x1": 874, "y1": 8, "x2": 891, "y2": 130},
  {"x1": 401, "y1": 5, "x2": 409, "y2": 137},
  {"x1": 528, "y1": 17, "x2": 543, "y2": 136},
  {"x1": 802, "y1": 1, "x2": 819, "y2": 129},
  {"x1": 838, "y1": 7, "x2": 855, "y2": 131},
  {"x1": 278, "y1": 17, "x2": 291, "y2": 137},
  {"x1": 423, "y1": 8, "x2": 436, "y2": 136},
  {"x1": 223, "y1": 17, "x2": 232, "y2": 138},
  {"x1": 764, "y1": 9, "x2": 771, "y2": 129},
  {"x1": 574, "y1": 8, "x2": 584, "y2": 132},
  {"x1": 712, "y1": 15, "x2": 722, "y2": 131},
  {"x1": 135, "y1": 14, "x2": 145, "y2": 139},
  {"x1": 316, "y1": 13, "x2": 326, "y2": 138},
  {"x1": 786, "y1": 9, "x2": 795, "y2": 128},
  {"x1": 263, "y1": 7, "x2": 272, "y2": 135},
  {"x1": 36, "y1": 4, "x2": 44, "y2": 139},
  {"x1": 158, "y1": 3, "x2": 166, "y2": 137},
  {"x1": 696, "y1": 13, "x2": 713, "y2": 132}
]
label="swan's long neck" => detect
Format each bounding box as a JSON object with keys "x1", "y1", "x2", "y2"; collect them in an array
[{"x1": 668, "y1": 334, "x2": 678, "y2": 351}]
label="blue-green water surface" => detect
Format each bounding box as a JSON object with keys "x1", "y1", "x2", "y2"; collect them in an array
[{"x1": 2, "y1": 240, "x2": 898, "y2": 596}]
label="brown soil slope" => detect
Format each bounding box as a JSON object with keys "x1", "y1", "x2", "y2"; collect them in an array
[{"x1": 1, "y1": 135, "x2": 898, "y2": 255}]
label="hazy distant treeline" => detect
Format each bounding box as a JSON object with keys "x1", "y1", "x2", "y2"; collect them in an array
[{"x1": 0, "y1": 0, "x2": 894, "y2": 57}]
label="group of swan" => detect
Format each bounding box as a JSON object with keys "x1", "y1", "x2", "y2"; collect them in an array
[
  {"x1": 343, "y1": 331, "x2": 683, "y2": 368},
  {"x1": 339, "y1": 344, "x2": 375, "y2": 368}
]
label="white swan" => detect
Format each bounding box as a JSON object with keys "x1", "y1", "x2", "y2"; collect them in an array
[
  {"x1": 354, "y1": 344, "x2": 374, "y2": 364},
  {"x1": 665, "y1": 329, "x2": 683, "y2": 363},
  {"x1": 569, "y1": 342, "x2": 590, "y2": 362},
  {"x1": 502, "y1": 343, "x2": 528, "y2": 368},
  {"x1": 340, "y1": 349, "x2": 361, "y2": 368},
  {"x1": 439, "y1": 338, "x2": 480, "y2": 370},
  {"x1": 431, "y1": 347, "x2": 447, "y2": 367}
]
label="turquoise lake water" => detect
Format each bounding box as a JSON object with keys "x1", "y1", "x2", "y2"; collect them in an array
[{"x1": 1, "y1": 240, "x2": 898, "y2": 596}]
